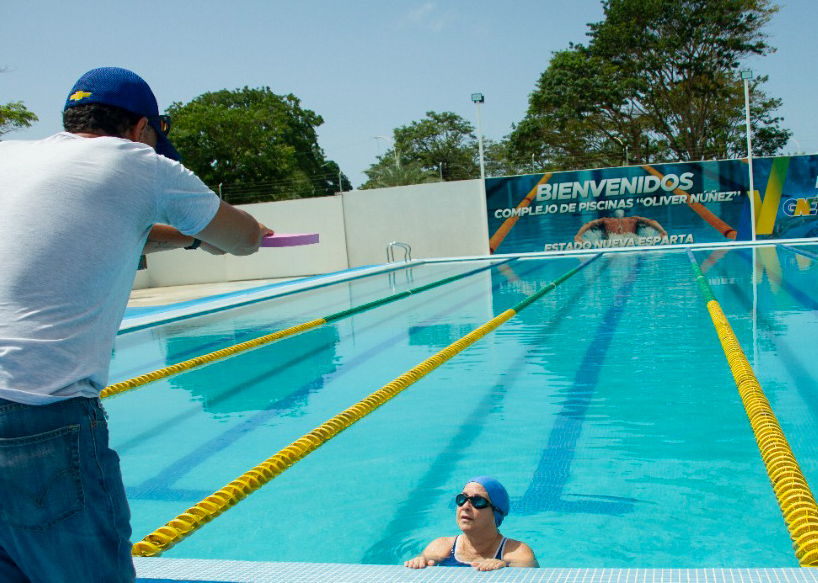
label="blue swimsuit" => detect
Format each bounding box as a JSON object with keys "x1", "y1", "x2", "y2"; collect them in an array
[{"x1": 438, "y1": 536, "x2": 508, "y2": 567}]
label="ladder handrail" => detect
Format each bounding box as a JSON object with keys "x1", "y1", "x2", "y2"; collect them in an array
[{"x1": 386, "y1": 241, "x2": 412, "y2": 263}]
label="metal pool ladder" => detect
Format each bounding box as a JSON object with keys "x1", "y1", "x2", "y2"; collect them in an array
[{"x1": 387, "y1": 241, "x2": 412, "y2": 263}]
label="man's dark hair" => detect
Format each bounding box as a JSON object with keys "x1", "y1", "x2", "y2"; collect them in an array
[{"x1": 63, "y1": 103, "x2": 143, "y2": 137}]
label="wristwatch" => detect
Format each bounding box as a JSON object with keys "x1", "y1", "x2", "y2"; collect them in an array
[{"x1": 185, "y1": 238, "x2": 202, "y2": 250}]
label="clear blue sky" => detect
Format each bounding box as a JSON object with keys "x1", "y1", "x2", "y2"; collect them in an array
[{"x1": 3, "y1": 1, "x2": 815, "y2": 188}]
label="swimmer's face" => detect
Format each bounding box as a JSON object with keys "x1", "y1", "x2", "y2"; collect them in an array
[
  {"x1": 614, "y1": 209, "x2": 625, "y2": 219},
  {"x1": 456, "y1": 483, "x2": 496, "y2": 533}
]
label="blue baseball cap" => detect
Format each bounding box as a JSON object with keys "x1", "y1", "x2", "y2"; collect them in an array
[
  {"x1": 465, "y1": 476, "x2": 510, "y2": 526},
  {"x1": 64, "y1": 67, "x2": 180, "y2": 161}
]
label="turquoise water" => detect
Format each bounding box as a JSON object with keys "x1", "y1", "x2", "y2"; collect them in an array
[{"x1": 108, "y1": 244, "x2": 818, "y2": 567}]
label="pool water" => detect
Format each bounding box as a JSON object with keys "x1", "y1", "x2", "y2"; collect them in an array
[{"x1": 108, "y1": 244, "x2": 818, "y2": 567}]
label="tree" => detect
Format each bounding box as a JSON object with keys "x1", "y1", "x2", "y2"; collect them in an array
[
  {"x1": 361, "y1": 111, "x2": 480, "y2": 188},
  {"x1": 483, "y1": 139, "x2": 532, "y2": 177},
  {"x1": 511, "y1": 0, "x2": 790, "y2": 171},
  {"x1": 0, "y1": 101, "x2": 38, "y2": 138},
  {"x1": 318, "y1": 159, "x2": 354, "y2": 195},
  {"x1": 166, "y1": 87, "x2": 349, "y2": 202},
  {"x1": 360, "y1": 159, "x2": 440, "y2": 189},
  {"x1": 511, "y1": 45, "x2": 659, "y2": 170},
  {"x1": 395, "y1": 111, "x2": 480, "y2": 181}
]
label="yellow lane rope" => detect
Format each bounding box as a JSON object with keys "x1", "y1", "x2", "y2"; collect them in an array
[
  {"x1": 131, "y1": 254, "x2": 601, "y2": 557},
  {"x1": 689, "y1": 249, "x2": 818, "y2": 566},
  {"x1": 103, "y1": 259, "x2": 515, "y2": 400},
  {"x1": 101, "y1": 319, "x2": 326, "y2": 399}
]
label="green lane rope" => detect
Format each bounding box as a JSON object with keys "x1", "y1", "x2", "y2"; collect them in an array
[
  {"x1": 131, "y1": 254, "x2": 602, "y2": 557},
  {"x1": 688, "y1": 248, "x2": 818, "y2": 567},
  {"x1": 102, "y1": 258, "x2": 516, "y2": 400}
]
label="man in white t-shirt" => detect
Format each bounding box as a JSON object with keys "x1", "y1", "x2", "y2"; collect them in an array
[{"x1": 0, "y1": 67, "x2": 271, "y2": 582}]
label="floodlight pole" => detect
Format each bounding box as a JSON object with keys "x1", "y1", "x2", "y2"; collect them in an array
[
  {"x1": 472, "y1": 93, "x2": 486, "y2": 196},
  {"x1": 742, "y1": 70, "x2": 756, "y2": 242}
]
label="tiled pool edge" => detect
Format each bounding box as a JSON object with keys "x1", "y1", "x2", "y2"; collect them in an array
[
  {"x1": 134, "y1": 559, "x2": 818, "y2": 583},
  {"x1": 120, "y1": 261, "x2": 424, "y2": 332}
]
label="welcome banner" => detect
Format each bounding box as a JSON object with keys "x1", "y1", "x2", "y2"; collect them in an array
[{"x1": 486, "y1": 155, "x2": 818, "y2": 255}]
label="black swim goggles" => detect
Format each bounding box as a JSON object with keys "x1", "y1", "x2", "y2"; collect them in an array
[{"x1": 455, "y1": 493, "x2": 501, "y2": 513}]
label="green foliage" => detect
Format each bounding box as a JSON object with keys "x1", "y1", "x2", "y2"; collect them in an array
[
  {"x1": 0, "y1": 101, "x2": 38, "y2": 137},
  {"x1": 510, "y1": 0, "x2": 791, "y2": 171},
  {"x1": 394, "y1": 111, "x2": 480, "y2": 181},
  {"x1": 483, "y1": 139, "x2": 532, "y2": 177},
  {"x1": 361, "y1": 111, "x2": 480, "y2": 188},
  {"x1": 167, "y1": 87, "x2": 349, "y2": 202},
  {"x1": 360, "y1": 159, "x2": 441, "y2": 189}
]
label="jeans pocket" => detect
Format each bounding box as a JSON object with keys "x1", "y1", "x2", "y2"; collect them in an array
[{"x1": 0, "y1": 425, "x2": 84, "y2": 531}]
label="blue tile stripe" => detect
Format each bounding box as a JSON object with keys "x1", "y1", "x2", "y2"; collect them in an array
[{"x1": 516, "y1": 255, "x2": 644, "y2": 515}]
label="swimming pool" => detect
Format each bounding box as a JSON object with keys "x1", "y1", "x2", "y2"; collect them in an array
[{"x1": 109, "y1": 243, "x2": 818, "y2": 568}]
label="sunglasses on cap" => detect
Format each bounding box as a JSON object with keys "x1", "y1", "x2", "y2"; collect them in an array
[
  {"x1": 455, "y1": 493, "x2": 501, "y2": 513},
  {"x1": 148, "y1": 115, "x2": 172, "y2": 136}
]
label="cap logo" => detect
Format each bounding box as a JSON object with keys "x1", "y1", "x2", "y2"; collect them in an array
[{"x1": 69, "y1": 90, "x2": 92, "y2": 101}]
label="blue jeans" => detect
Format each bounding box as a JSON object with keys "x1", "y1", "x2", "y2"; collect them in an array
[{"x1": 0, "y1": 397, "x2": 135, "y2": 582}]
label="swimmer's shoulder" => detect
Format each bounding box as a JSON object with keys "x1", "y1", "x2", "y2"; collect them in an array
[
  {"x1": 502, "y1": 538, "x2": 539, "y2": 567},
  {"x1": 423, "y1": 536, "x2": 456, "y2": 559}
]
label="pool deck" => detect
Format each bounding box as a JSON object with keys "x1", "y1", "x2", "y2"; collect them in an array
[
  {"x1": 134, "y1": 559, "x2": 818, "y2": 583},
  {"x1": 128, "y1": 278, "x2": 296, "y2": 307}
]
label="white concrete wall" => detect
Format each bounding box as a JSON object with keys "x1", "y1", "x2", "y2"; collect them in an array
[
  {"x1": 133, "y1": 180, "x2": 490, "y2": 289},
  {"x1": 342, "y1": 179, "x2": 489, "y2": 267},
  {"x1": 135, "y1": 195, "x2": 347, "y2": 288},
  {"x1": 225, "y1": 195, "x2": 348, "y2": 281}
]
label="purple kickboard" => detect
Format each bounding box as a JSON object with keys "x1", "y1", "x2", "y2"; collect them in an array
[{"x1": 261, "y1": 232, "x2": 320, "y2": 247}]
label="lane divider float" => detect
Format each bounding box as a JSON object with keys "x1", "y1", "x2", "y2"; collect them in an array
[
  {"x1": 131, "y1": 254, "x2": 602, "y2": 556},
  {"x1": 688, "y1": 248, "x2": 818, "y2": 567},
  {"x1": 102, "y1": 258, "x2": 516, "y2": 400}
]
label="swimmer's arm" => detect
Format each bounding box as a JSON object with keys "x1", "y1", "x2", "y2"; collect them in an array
[
  {"x1": 574, "y1": 220, "x2": 602, "y2": 242},
  {"x1": 404, "y1": 537, "x2": 452, "y2": 568},
  {"x1": 635, "y1": 217, "x2": 668, "y2": 237}
]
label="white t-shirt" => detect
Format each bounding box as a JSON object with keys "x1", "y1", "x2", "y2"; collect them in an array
[{"x1": 0, "y1": 132, "x2": 221, "y2": 404}]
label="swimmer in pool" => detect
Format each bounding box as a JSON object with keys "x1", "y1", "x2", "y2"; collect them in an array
[
  {"x1": 574, "y1": 209, "x2": 668, "y2": 243},
  {"x1": 404, "y1": 476, "x2": 538, "y2": 571}
]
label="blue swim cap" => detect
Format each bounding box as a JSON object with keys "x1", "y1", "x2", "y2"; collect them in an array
[{"x1": 465, "y1": 476, "x2": 510, "y2": 526}]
